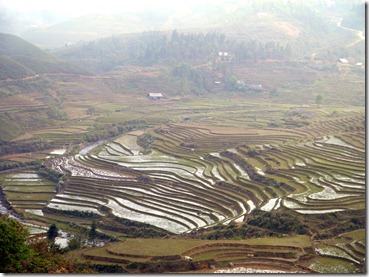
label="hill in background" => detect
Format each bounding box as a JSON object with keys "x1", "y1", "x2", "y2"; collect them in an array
[
  {"x1": 19, "y1": 1, "x2": 254, "y2": 48},
  {"x1": 17, "y1": 0, "x2": 364, "y2": 50},
  {"x1": 0, "y1": 33, "x2": 91, "y2": 81},
  {"x1": 0, "y1": 33, "x2": 92, "y2": 141}
]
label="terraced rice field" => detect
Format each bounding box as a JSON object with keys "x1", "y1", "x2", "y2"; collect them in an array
[
  {"x1": 0, "y1": 171, "x2": 57, "y2": 215},
  {"x1": 44, "y1": 111, "x2": 364, "y2": 235},
  {"x1": 72, "y1": 236, "x2": 312, "y2": 272},
  {"x1": 298, "y1": 229, "x2": 365, "y2": 274},
  {"x1": 67, "y1": 229, "x2": 364, "y2": 273}
]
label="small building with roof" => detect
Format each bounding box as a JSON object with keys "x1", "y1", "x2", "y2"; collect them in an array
[{"x1": 147, "y1": 93, "x2": 163, "y2": 100}]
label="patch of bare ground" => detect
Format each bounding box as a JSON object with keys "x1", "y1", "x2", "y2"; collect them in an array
[
  {"x1": 0, "y1": 93, "x2": 46, "y2": 111},
  {"x1": 274, "y1": 21, "x2": 301, "y2": 37},
  {"x1": 232, "y1": 61, "x2": 317, "y2": 90},
  {"x1": 11, "y1": 132, "x2": 34, "y2": 142},
  {"x1": 106, "y1": 66, "x2": 161, "y2": 78},
  {"x1": 128, "y1": 130, "x2": 145, "y2": 136},
  {"x1": 0, "y1": 152, "x2": 47, "y2": 162}
]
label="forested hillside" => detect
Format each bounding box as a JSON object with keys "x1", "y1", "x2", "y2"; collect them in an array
[
  {"x1": 56, "y1": 31, "x2": 293, "y2": 72},
  {"x1": 0, "y1": 56, "x2": 35, "y2": 80}
]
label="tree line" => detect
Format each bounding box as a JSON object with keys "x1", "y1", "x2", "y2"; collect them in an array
[{"x1": 59, "y1": 30, "x2": 293, "y2": 72}]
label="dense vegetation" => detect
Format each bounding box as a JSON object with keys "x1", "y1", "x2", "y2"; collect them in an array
[
  {"x1": 0, "y1": 139, "x2": 52, "y2": 155},
  {"x1": 184, "y1": 209, "x2": 365, "y2": 241},
  {"x1": 0, "y1": 56, "x2": 35, "y2": 80},
  {"x1": 0, "y1": 215, "x2": 79, "y2": 273},
  {"x1": 57, "y1": 31, "x2": 293, "y2": 72}
]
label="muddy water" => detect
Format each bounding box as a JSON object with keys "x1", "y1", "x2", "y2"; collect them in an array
[{"x1": 79, "y1": 140, "x2": 106, "y2": 155}]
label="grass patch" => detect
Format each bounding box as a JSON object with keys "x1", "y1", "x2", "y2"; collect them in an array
[{"x1": 304, "y1": 256, "x2": 359, "y2": 273}]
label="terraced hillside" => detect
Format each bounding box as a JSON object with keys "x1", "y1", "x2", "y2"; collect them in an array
[
  {"x1": 43, "y1": 110, "x2": 364, "y2": 234},
  {"x1": 1, "y1": 171, "x2": 57, "y2": 214},
  {"x1": 70, "y1": 232, "x2": 364, "y2": 273},
  {"x1": 71, "y1": 236, "x2": 313, "y2": 273}
]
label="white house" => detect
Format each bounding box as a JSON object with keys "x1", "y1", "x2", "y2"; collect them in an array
[
  {"x1": 147, "y1": 93, "x2": 163, "y2": 100},
  {"x1": 338, "y1": 58, "x2": 349, "y2": 64}
]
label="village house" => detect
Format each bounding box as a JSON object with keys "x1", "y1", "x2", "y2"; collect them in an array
[
  {"x1": 337, "y1": 58, "x2": 349, "y2": 64},
  {"x1": 147, "y1": 93, "x2": 163, "y2": 100},
  {"x1": 248, "y1": 84, "x2": 263, "y2": 91},
  {"x1": 217, "y1": 51, "x2": 232, "y2": 62}
]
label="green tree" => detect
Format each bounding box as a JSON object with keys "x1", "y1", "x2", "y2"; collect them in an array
[
  {"x1": 315, "y1": 94, "x2": 323, "y2": 107},
  {"x1": 0, "y1": 215, "x2": 31, "y2": 272},
  {"x1": 47, "y1": 223, "x2": 59, "y2": 242},
  {"x1": 0, "y1": 216, "x2": 80, "y2": 273},
  {"x1": 88, "y1": 220, "x2": 97, "y2": 246},
  {"x1": 66, "y1": 236, "x2": 82, "y2": 251},
  {"x1": 181, "y1": 77, "x2": 191, "y2": 97}
]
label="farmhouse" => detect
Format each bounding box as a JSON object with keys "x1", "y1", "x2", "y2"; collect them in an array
[
  {"x1": 337, "y1": 58, "x2": 349, "y2": 64},
  {"x1": 248, "y1": 84, "x2": 263, "y2": 91},
  {"x1": 147, "y1": 93, "x2": 163, "y2": 100},
  {"x1": 218, "y1": 51, "x2": 229, "y2": 57},
  {"x1": 218, "y1": 51, "x2": 231, "y2": 62}
]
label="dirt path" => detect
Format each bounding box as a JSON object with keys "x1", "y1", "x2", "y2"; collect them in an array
[
  {"x1": 328, "y1": 16, "x2": 365, "y2": 48},
  {"x1": 0, "y1": 74, "x2": 39, "y2": 83}
]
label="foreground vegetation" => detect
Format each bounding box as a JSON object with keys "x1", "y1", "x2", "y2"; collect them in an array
[{"x1": 0, "y1": 212, "x2": 364, "y2": 273}]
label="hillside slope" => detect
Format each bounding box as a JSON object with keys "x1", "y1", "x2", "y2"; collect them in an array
[
  {"x1": 0, "y1": 56, "x2": 35, "y2": 80},
  {"x1": 0, "y1": 34, "x2": 94, "y2": 142},
  {"x1": 0, "y1": 33, "x2": 91, "y2": 79}
]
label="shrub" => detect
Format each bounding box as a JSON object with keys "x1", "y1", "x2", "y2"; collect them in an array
[
  {"x1": 246, "y1": 210, "x2": 309, "y2": 235},
  {"x1": 90, "y1": 264, "x2": 127, "y2": 273},
  {"x1": 0, "y1": 215, "x2": 31, "y2": 272}
]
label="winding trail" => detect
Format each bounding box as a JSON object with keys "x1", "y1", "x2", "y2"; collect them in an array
[
  {"x1": 328, "y1": 16, "x2": 365, "y2": 47},
  {"x1": 0, "y1": 74, "x2": 39, "y2": 83}
]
